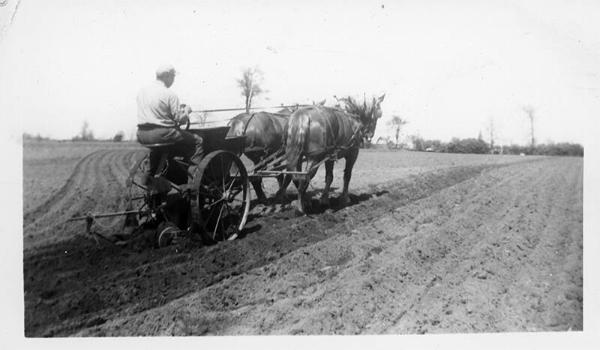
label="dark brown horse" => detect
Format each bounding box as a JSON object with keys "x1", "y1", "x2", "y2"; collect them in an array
[
  {"x1": 227, "y1": 109, "x2": 292, "y2": 202},
  {"x1": 285, "y1": 95, "x2": 384, "y2": 214}
]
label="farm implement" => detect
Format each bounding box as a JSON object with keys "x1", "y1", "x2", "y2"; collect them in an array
[{"x1": 68, "y1": 104, "x2": 364, "y2": 248}]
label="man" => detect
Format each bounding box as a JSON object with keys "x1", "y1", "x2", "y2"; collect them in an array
[{"x1": 136, "y1": 64, "x2": 204, "y2": 180}]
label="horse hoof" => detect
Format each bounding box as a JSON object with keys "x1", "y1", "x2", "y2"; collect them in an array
[{"x1": 291, "y1": 200, "x2": 304, "y2": 215}]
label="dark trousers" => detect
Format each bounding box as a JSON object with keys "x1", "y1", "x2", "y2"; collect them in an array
[{"x1": 137, "y1": 126, "x2": 204, "y2": 176}]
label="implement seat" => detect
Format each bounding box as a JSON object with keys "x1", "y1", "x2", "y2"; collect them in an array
[{"x1": 141, "y1": 142, "x2": 190, "y2": 189}]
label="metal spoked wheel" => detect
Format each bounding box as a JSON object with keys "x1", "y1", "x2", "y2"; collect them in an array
[{"x1": 192, "y1": 150, "x2": 250, "y2": 244}]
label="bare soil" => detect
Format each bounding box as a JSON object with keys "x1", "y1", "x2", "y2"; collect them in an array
[{"x1": 22, "y1": 144, "x2": 582, "y2": 336}]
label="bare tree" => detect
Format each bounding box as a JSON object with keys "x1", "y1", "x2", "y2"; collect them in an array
[
  {"x1": 237, "y1": 67, "x2": 265, "y2": 113},
  {"x1": 72, "y1": 121, "x2": 95, "y2": 141},
  {"x1": 388, "y1": 115, "x2": 408, "y2": 148},
  {"x1": 487, "y1": 117, "x2": 495, "y2": 152},
  {"x1": 522, "y1": 105, "x2": 535, "y2": 149},
  {"x1": 194, "y1": 111, "x2": 208, "y2": 127}
]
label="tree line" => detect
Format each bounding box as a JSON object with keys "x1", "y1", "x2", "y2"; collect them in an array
[{"x1": 407, "y1": 136, "x2": 583, "y2": 156}]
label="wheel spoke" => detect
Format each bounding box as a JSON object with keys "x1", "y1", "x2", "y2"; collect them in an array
[
  {"x1": 132, "y1": 181, "x2": 147, "y2": 191},
  {"x1": 213, "y1": 203, "x2": 225, "y2": 239},
  {"x1": 225, "y1": 168, "x2": 240, "y2": 193},
  {"x1": 207, "y1": 197, "x2": 225, "y2": 209},
  {"x1": 205, "y1": 199, "x2": 218, "y2": 222},
  {"x1": 229, "y1": 187, "x2": 243, "y2": 199},
  {"x1": 220, "y1": 156, "x2": 226, "y2": 192},
  {"x1": 226, "y1": 178, "x2": 234, "y2": 192},
  {"x1": 231, "y1": 164, "x2": 240, "y2": 181}
]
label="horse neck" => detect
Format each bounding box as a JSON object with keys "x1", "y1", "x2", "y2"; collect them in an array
[{"x1": 318, "y1": 110, "x2": 360, "y2": 146}]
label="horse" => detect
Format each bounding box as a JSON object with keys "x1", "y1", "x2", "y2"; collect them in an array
[
  {"x1": 227, "y1": 108, "x2": 293, "y2": 202},
  {"x1": 284, "y1": 94, "x2": 385, "y2": 214}
]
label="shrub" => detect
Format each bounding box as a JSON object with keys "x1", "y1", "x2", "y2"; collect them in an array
[{"x1": 113, "y1": 131, "x2": 125, "y2": 142}]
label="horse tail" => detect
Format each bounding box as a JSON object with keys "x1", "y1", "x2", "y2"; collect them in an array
[{"x1": 286, "y1": 110, "x2": 310, "y2": 171}]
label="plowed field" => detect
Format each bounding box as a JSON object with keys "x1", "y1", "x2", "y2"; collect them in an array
[{"x1": 22, "y1": 142, "x2": 583, "y2": 336}]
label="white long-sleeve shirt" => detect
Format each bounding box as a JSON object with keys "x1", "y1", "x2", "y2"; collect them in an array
[{"x1": 136, "y1": 80, "x2": 180, "y2": 127}]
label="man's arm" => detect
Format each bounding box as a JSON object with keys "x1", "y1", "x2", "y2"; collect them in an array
[
  {"x1": 167, "y1": 93, "x2": 181, "y2": 123},
  {"x1": 178, "y1": 104, "x2": 192, "y2": 120}
]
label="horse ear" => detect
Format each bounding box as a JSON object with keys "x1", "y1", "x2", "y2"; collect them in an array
[
  {"x1": 319, "y1": 99, "x2": 326, "y2": 106},
  {"x1": 378, "y1": 94, "x2": 386, "y2": 103}
]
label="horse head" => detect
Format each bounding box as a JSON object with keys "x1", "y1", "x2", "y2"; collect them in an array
[
  {"x1": 334, "y1": 94, "x2": 385, "y2": 143},
  {"x1": 364, "y1": 94, "x2": 385, "y2": 140}
]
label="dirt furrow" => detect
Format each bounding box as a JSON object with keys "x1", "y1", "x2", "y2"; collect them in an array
[
  {"x1": 23, "y1": 151, "x2": 107, "y2": 247},
  {"x1": 23, "y1": 150, "x2": 101, "y2": 228},
  {"x1": 25, "y1": 162, "x2": 503, "y2": 336},
  {"x1": 382, "y1": 160, "x2": 568, "y2": 333},
  {"x1": 26, "y1": 150, "x2": 124, "y2": 247},
  {"x1": 489, "y1": 160, "x2": 583, "y2": 331},
  {"x1": 71, "y1": 158, "x2": 582, "y2": 336},
  {"x1": 23, "y1": 150, "x2": 145, "y2": 249}
]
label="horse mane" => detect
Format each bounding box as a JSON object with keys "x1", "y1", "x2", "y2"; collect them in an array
[
  {"x1": 335, "y1": 96, "x2": 376, "y2": 123},
  {"x1": 335, "y1": 95, "x2": 384, "y2": 138}
]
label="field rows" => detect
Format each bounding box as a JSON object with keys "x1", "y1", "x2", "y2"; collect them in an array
[{"x1": 22, "y1": 142, "x2": 582, "y2": 336}]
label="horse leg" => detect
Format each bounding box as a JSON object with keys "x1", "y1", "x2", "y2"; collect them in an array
[
  {"x1": 295, "y1": 160, "x2": 319, "y2": 215},
  {"x1": 341, "y1": 148, "x2": 359, "y2": 206},
  {"x1": 275, "y1": 173, "x2": 293, "y2": 203},
  {"x1": 250, "y1": 178, "x2": 267, "y2": 203},
  {"x1": 320, "y1": 160, "x2": 335, "y2": 207},
  {"x1": 247, "y1": 155, "x2": 268, "y2": 203}
]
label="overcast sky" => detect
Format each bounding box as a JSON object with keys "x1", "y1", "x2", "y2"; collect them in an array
[{"x1": 1, "y1": 0, "x2": 598, "y2": 144}]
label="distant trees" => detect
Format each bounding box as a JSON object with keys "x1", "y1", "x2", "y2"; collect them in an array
[
  {"x1": 194, "y1": 111, "x2": 208, "y2": 127},
  {"x1": 388, "y1": 115, "x2": 408, "y2": 148},
  {"x1": 410, "y1": 136, "x2": 445, "y2": 152},
  {"x1": 113, "y1": 131, "x2": 125, "y2": 142},
  {"x1": 504, "y1": 143, "x2": 583, "y2": 156},
  {"x1": 72, "y1": 121, "x2": 95, "y2": 141},
  {"x1": 523, "y1": 106, "x2": 536, "y2": 150},
  {"x1": 531, "y1": 143, "x2": 583, "y2": 156},
  {"x1": 22, "y1": 133, "x2": 49, "y2": 141},
  {"x1": 487, "y1": 117, "x2": 495, "y2": 151},
  {"x1": 407, "y1": 135, "x2": 582, "y2": 157},
  {"x1": 237, "y1": 67, "x2": 265, "y2": 113},
  {"x1": 410, "y1": 137, "x2": 489, "y2": 154},
  {"x1": 446, "y1": 138, "x2": 490, "y2": 154}
]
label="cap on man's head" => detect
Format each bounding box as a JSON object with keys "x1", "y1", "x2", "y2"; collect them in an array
[{"x1": 156, "y1": 64, "x2": 176, "y2": 79}]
